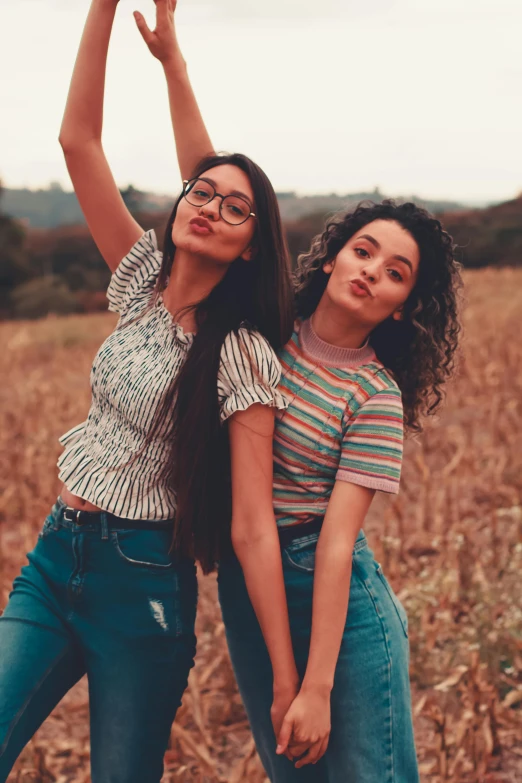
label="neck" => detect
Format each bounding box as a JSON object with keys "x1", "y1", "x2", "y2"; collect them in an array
[
  {"x1": 163, "y1": 249, "x2": 229, "y2": 330},
  {"x1": 312, "y1": 298, "x2": 371, "y2": 349}
]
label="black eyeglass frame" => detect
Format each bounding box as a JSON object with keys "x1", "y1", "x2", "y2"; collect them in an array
[{"x1": 182, "y1": 178, "x2": 256, "y2": 226}]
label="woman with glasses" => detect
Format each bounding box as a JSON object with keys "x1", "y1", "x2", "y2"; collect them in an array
[
  {"x1": 0, "y1": 1, "x2": 298, "y2": 781},
  {"x1": 139, "y1": 1, "x2": 462, "y2": 781}
]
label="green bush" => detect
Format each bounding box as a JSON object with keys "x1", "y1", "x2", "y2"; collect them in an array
[{"x1": 10, "y1": 276, "x2": 81, "y2": 320}]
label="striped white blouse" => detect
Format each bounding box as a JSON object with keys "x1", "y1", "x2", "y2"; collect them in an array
[{"x1": 57, "y1": 230, "x2": 287, "y2": 520}]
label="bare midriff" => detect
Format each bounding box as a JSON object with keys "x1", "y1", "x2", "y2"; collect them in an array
[{"x1": 60, "y1": 484, "x2": 103, "y2": 512}]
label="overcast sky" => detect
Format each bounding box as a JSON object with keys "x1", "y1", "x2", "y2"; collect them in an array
[{"x1": 0, "y1": 0, "x2": 520, "y2": 203}]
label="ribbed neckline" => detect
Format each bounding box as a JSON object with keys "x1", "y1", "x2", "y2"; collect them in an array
[{"x1": 299, "y1": 317, "x2": 376, "y2": 368}]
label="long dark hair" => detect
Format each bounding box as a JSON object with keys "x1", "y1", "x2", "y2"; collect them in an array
[
  {"x1": 153, "y1": 154, "x2": 293, "y2": 574},
  {"x1": 294, "y1": 200, "x2": 462, "y2": 431}
]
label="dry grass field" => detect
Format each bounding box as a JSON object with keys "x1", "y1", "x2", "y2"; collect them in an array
[{"x1": 1, "y1": 267, "x2": 521, "y2": 782}]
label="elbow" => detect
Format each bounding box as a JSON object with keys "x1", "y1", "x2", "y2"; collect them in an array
[
  {"x1": 231, "y1": 518, "x2": 278, "y2": 556},
  {"x1": 58, "y1": 131, "x2": 99, "y2": 156},
  {"x1": 230, "y1": 529, "x2": 257, "y2": 556},
  {"x1": 58, "y1": 133, "x2": 72, "y2": 154},
  {"x1": 58, "y1": 124, "x2": 76, "y2": 154},
  {"x1": 58, "y1": 133, "x2": 79, "y2": 156}
]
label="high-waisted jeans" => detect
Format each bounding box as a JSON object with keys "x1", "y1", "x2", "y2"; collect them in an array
[
  {"x1": 0, "y1": 498, "x2": 198, "y2": 783},
  {"x1": 218, "y1": 529, "x2": 420, "y2": 783}
]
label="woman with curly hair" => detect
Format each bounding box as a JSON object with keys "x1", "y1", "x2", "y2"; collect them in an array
[
  {"x1": 218, "y1": 202, "x2": 461, "y2": 782},
  {"x1": 137, "y1": 1, "x2": 462, "y2": 780}
]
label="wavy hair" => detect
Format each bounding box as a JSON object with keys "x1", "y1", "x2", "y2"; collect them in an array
[{"x1": 294, "y1": 200, "x2": 462, "y2": 431}]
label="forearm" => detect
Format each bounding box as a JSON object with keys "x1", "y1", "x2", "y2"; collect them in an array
[
  {"x1": 162, "y1": 59, "x2": 215, "y2": 180},
  {"x1": 299, "y1": 482, "x2": 374, "y2": 693},
  {"x1": 301, "y1": 534, "x2": 355, "y2": 694},
  {"x1": 59, "y1": 0, "x2": 117, "y2": 149},
  {"x1": 233, "y1": 527, "x2": 299, "y2": 691}
]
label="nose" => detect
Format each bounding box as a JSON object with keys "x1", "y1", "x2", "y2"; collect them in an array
[
  {"x1": 199, "y1": 196, "x2": 220, "y2": 221},
  {"x1": 361, "y1": 258, "x2": 380, "y2": 283}
]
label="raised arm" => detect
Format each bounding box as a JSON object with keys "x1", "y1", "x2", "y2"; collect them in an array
[
  {"x1": 134, "y1": 0, "x2": 215, "y2": 180},
  {"x1": 59, "y1": 0, "x2": 143, "y2": 271}
]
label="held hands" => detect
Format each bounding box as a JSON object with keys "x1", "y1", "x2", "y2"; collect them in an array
[
  {"x1": 271, "y1": 683, "x2": 299, "y2": 763},
  {"x1": 276, "y1": 685, "x2": 331, "y2": 768},
  {"x1": 134, "y1": 0, "x2": 182, "y2": 66}
]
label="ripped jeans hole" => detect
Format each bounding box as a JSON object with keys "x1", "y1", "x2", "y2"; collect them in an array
[{"x1": 148, "y1": 599, "x2": 168, "y2": 631}]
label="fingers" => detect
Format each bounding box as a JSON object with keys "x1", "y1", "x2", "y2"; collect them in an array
[
  {"x1": 154, "y1": 0, "x2": 172, "y2": 25},
  {"x1": 133, "y1": 11, "x2": 154, "y2": 44},
  {"x1": 287, "y1": 741, "x2": 309, "y2": 758},
  {"x1": 293, "y1": 734, "x2": 330, "y2": 767},
  {"x1": 317, "y1": 735, "x2": 329, "y2": 762},
  {"x1": 294, "y1": 738, "x2": 324, "y2": 768},
  {"x1": 275, "y1": 716, "x2": 293, "y2": 755}
]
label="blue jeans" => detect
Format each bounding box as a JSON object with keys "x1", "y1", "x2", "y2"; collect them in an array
[
  {"x1": 218, "y1": 530, "x2": 419, "y2": 783},
  {"x1": 0, "y1": 498, "x2": 198, "y2": 783}
]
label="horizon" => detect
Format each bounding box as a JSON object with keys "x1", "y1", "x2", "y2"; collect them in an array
[
  {"x1": 1, "y1": 0, "x2": 521, "y2": 203},
  {"x1": 0, "y1": 180, "x2": 502, "y2": 210}
]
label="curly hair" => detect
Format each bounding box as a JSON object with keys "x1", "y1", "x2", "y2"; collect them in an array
[{"x1": 294, "y1": 200, "x2": 463, "y2": 431}]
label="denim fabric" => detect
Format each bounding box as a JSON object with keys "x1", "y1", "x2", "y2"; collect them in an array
[
  {"x1": 218, "y1": 530, "x2": 420, "y2": 783},
  {"x1": 0, "y1": 498, "x2": 198, "y2": 783}
]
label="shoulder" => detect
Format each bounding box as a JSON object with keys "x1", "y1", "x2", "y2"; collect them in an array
[
  {"x1": 218, "y1": 326, "x2": 287, "y2": 423},
  {"x1": 106, "y1": 230, "x2": 163, "y2": 315},
  {"x1": 351, "y1": 359, "x2": 402, "y2": 401},
  {"x1": 220, "y1": 325, "x2": 282, "y2": 380},
  {"x1": 344, "y1": 364, "x2": 403, "y2": 425}
]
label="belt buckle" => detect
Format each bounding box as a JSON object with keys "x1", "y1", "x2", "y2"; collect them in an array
[{"x1": 63, "y1": 507, "x2": 77, "y2": 523}]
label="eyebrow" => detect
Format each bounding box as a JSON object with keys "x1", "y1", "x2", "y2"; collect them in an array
[
  {"x1": 201, "y1": 177, "x2": 253, "y2": 205},
  {"x1": 356, "y1": 234, "x2": 414, "y2": 273}
]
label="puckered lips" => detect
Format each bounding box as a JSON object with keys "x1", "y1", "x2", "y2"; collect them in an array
[
  {"x1": 189, "y1": 217, "x2": 213, "y2": 235},
  {"x1": 350, "y1": 278, "x2": 372, "y2": 297}
]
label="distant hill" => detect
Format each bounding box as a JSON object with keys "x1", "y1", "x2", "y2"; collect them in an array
[
  {"x1": 2, "y1": 182, "x2": 520, "y2": 320},
  {"x1": 283, "y1": 195, "x2": 522, "y2": 270},
  {"x1": 3, "y1": 184, "x2": 470, "y2": 229},
  {"x1": 276, "y1": 189, "x2": 468, "y2": 222},
  {"x1": 2, "y1": 185, "x2": 173, "y2": 230},
  {"x1": 440, "y1": 195, "x2": 522, "y2": 268}
]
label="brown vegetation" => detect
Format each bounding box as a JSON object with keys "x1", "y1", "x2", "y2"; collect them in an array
[{"x1": 1, "y1": 267, "x2": 521, "y2": 782}]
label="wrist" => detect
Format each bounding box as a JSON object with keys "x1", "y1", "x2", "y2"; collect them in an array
[
  {"x1": 95, "y1": 0, "x2": 119, "y2": 11},
  {"x1": 273, "y1": 674, "x2": 300, "y2": 696},
  {"x1": 162, "y1": 53, "x2": 187, "y2": 76},
  {"x1": 300, "y1": 676, "x2": 333, "y2": 697}
]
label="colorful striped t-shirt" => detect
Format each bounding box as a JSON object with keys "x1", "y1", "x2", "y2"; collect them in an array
[{"x1": 273, "y1": 317, "x2": 404, "y2": 528}]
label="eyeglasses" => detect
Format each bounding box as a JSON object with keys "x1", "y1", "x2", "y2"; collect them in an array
[{"x1": 182, "y1": 178, "x2": 256, "y2": 226}]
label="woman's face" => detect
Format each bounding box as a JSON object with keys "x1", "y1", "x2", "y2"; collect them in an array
[
  {"x1": 172, "y1": 164, "x2": 256, "y2": 265},
  {"x1": 322, "y1": 219, "x2": 420, "y2": 328}
]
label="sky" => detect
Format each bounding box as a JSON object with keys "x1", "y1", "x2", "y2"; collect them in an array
[{"x1": 0, "y1": 0, "x2": 521, "y2": 203}]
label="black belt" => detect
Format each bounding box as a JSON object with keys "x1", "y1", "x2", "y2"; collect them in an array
[
  {"x1": 278, "y1": 517, "x2": 323, "y2": 548},
  {"x1": 61, "y1": 506, "x2": 173, "y2": 531}
]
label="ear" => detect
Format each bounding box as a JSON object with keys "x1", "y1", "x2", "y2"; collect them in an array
[
  {"x1": 322, "y1": 257, "x2": 336, "y2": 275},
  {"x1": 240, "y1": 244, "x2": 255, "y2": 262},
  {"x1": 392, "y1": 307, "x2": 404, "y2": 321}
]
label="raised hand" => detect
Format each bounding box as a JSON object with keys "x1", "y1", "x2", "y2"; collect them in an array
[{"x1": 134, "y1": 0, "x2": 181, "y2": 65}]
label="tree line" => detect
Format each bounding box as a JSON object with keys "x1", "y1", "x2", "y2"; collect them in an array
[{"x1": 1, "y1": 183, "x2": 521, "y2": 320}]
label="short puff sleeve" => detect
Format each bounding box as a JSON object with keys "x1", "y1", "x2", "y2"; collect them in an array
[
  {"x1": 336, "y1": 386, "x2": 404, "y2": 494},
  {"x1": 106, "y1": 230, "x2": 162, "y2": 316},
  {"x1": 218, "y1": 328, "x2": 288, "y2": 423}
]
